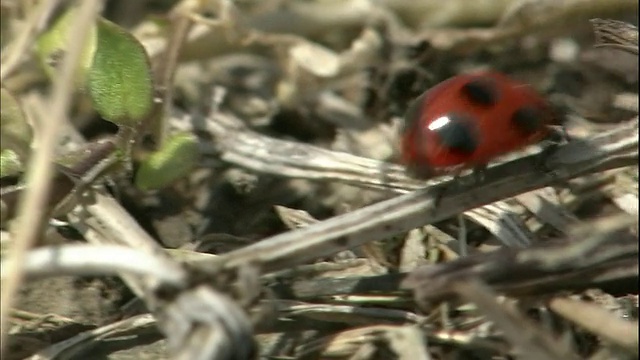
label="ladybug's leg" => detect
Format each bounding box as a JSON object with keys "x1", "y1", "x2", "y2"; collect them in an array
[
  {"x1": 431, "y1": 184, "x2": 448, "y2": 211},
  {"x1": 534, "y1": 124, "x2": 572, "y2": 171},
  {"x1": 450, "y1": 165, "x2": 487, "y2": 186},
  {"x1": 405, "y1": 163, "x2": 450, "y2": 211},
  {"x1": 547, "y1": 124, "x2": 571, "y2": 143},
  {"x1": 533, "y1": 126, "x2": 575, "y2": 199},
  {"x1": 431, "y1": 165, "x2": 488, "y2": 212},
  {"x1": 429, "y1": 175, "x2": 454, "y2": 210},
  {"x1": 533, "y1": 146, "x2": 571, "y2": 207},
  {"x1": 430, "y1": 164, "x2": 487, "y2": 210},
  {"x1": 534, "y1": 144, "x2": 558, "y2": 173},
  {"x1": 471, "y1": 165, "x2": 488, "y2": 184}
]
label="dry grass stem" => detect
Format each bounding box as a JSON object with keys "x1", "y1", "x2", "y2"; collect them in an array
[{"x1": 0, "y1": 0, "x2": 102, "y2": 352}]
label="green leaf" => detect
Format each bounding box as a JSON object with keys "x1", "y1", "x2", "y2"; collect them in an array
[
  {"x1": 135, "y1": 132, "x2": 200, "y2": 191},
  {"x1": 0, "y1": 149, "x2": 23, "y2": 177},
  {"x1": 36, "y1": 8, "x2": 154, "y2": 128},
  {"x1": 87, "y1": 18, "x2": 154, "y2": 127},
  {"x1": 0, "y1": 88, "x2": 32, "y2": 158}
]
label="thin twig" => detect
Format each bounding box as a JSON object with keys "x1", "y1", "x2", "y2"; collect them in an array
[
  {"x1": 151, "y1": 7, "x2": 194, "y2": 148},
  {"x1": 0, "y1": 1, "x2": 102, "y2": 353}
]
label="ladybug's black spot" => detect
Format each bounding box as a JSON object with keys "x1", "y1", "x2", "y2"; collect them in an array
[
  {"x1": 461, "y1": 78, "x2": 499, "y2": 106},
  {"x1": 434, "y1": 113, "x2": 479, "y2": 154},
  {"x1": 512, "y1": 106, "x2": 544, "y2": 135}
]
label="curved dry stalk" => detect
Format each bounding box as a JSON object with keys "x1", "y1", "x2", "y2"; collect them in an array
[
  {"x1": 0, "y1": 244, "x2": 187, "y2": 285},
  {"x1": 0, "y1": 0, "x2": 103, "y2": 352},
  {"x1": 160, "y1": 286, "x2": 256, "y2": 360}
]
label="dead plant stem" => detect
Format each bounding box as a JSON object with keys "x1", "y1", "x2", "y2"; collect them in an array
[{"x1": 0, "y1": 0, "x2": 102, "y2": 353}]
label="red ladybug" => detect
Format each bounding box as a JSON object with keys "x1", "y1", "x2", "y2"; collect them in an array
[{"x1": 401, "y1": 72, "x2": 559, "y2": 178}]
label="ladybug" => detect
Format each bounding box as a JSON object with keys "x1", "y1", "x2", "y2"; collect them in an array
[{"x1": 401, "y1": 72, "x2": 561, "y2": 179}]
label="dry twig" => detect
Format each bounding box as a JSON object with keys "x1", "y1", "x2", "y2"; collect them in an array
[{"x1": 0, "y1": 1, "x2": 102, "y2": 352}]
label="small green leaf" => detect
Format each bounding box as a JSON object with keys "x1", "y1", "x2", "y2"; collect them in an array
[
  {"x1": 0, "y1": 149, "x2": 23, "y2": 177},
  {"x1": 0, "y1": 88, "x2": 32, "y2": 158},
  {"x1": 37, "y1": 8, "x2": 154, "y2": 127},
  {"x1": 35, "y1": 7, "x2": 97, "y2": 87},
  {"x1": 135, "y1": 132, "x2": 200, "y2": 191},
  {"x1": 88, "y1": 18, "x2": 154, "y2": 127}
]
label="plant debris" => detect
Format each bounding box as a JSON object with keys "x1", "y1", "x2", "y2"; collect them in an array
[{"x1": 1, "y1": 1, "x2": 638, "y2": 359}]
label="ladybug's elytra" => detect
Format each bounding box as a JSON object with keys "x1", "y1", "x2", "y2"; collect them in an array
[{"x1": 401, "y1": 72, "x2": 560, "y2": 178}]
